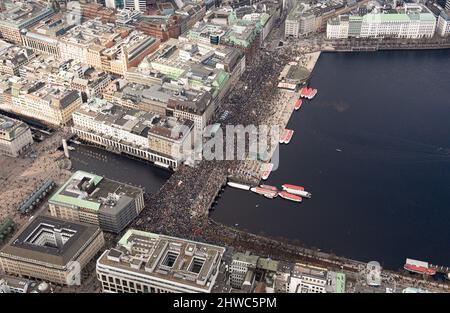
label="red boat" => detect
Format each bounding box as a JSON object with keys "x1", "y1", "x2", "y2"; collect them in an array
[
  {"x1": 300, "y1": 87, "x2": 309, "y2": 98},
  {"x1": 294, "y1": 99, "x2": 302, "y2": 110},
  {"x1": 279, "y1": 129, "x2": 289, "y2": 144},
  {"x1": 284, "y1": 130, "x2": 294, "y2": 144},
  {"x1": 282, "y1": 184, "x2": 305, "y2": 191},
  {"x1": 404, "y1": 259, "x2": 436, "y2": 275},
  {"x1": 307, "y1": 88, "x2": 317, "y2": 99},
  {"x1": 278, "y1": 191, "x2": 302, "y2": 202}
]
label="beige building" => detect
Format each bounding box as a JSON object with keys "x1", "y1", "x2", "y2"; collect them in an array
[
  {"x1": 0, "y1": 1, "x2": 54, "y2": 44},
  {"x1": 58, "y1": 18, "x2": 160, "y2": 76},
  {"x1": 6, "y1": 81, "x2": 82, "y2": 126},
  {"x1": 0, "y1": 45, "x2": 35, "y2": 76},
  {"x1": 0, "y1": 215, "x2": 104, "y2": 286},
  {"x1": 0, "y1": 114, "x2": 33, "y2": 157}
]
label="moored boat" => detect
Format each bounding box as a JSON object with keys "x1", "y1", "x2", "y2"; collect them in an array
[
  {"x1": 282, "y1": 184, "x2": 312, "y2": 198},
  {"x1": 278, "y1": 191, "x2": 302, "y2": 202},
  {"x1": 251, "y1": 187, "x2": 278, "y2": 199},
  {"x1": 284, "y1": 130, "x2": 294, "y2": 144},
  {"x1": 260, "y1": 184, "x2": 278, "y2": 191}
]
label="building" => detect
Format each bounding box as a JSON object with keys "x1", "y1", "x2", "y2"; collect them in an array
[
  {"x1": 285, "y1": 4, "x2": 316, "y2": 38},
  {"x1": 104, "y1": 79, "x2": 213, "y2": 133},
  {"x1": 287, "y1": 263, "x2": 328, "y2": 293},
  {"x1": 21, "y1": 14, "x2": 74, "y2": 57},
  {"x1": 437, "y1": 0, "x2": 450, "y2": 10},
  {"x1": 136, "y1": 15, "x2": 181, "y2": 41},
  {"x1": 20, "y1": 56, "x2": 111, "y2": 101},
  {"x1": 106, "y1": 0, "x2": 125, "y2": 9},
  {"x1": 58, "y1": 19, "x2": 160, "y2": 76},
  {"x1": 184, "y1": 19, "x2": 262, "y2": 63},
  {"x1": 229, "y1": 251, "x2": 279, "y2": 291},
  {"x1": 327, "y1": 4, "x2": 437, "y2": 39},
  {"x1": 0, "y1": 45, "x2": 35, "y2": 76},
  {"x1": 230, "y1": 251, "x2": 259, "y2": 289},
  {"x1": 0, "y1": 274, "x2": 50, "y2": 293},
  {"x1": 286, "y1": 263, "x2": 346, "y2": 293},
  {"x1": 437, "y1": 10, "x2": 450, "y2": 36},
  {"x1": 5, "y1": 80, "x2": 82, "y2": 126},
  {"x1": 48, "y1": 171, "x2": 145, "y2": 233},
  {"x1": 0, "y1": 215, "x2": 104, "y2": 286},
  {"x1": 140, "y1": 38, "x2": 245, "y2": 117},
  {"x1": 71, "y1": 98, "x2": 194, "y2": 169},
  {"x1": 115, "y1": 9, "x2": 142, "y2": 25},
  {"x1": 0, "y1": 114, "x2": 33, "y2": 157},
  {"x1": 0, "y1": 1, "x2": 54, "y2": 44},
  {"x1": 124, "y1": 0, "x2": 147, "y2": 12},
  {"x1": 366, "y1": 261, "x2": 381, "y2": 287},
  {"x1": 96, "y1": 229, "x2": 226, "y2": 293},
  {"x1": 80, "y1": 3, "x2": 117, "y2": 24}
]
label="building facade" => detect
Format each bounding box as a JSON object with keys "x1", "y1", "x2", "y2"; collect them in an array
[
  {"x1": 0, "y1": 114, "x2": 33, "y2": 157},
  {"x1": 0, "y1": 215, "x2": 104, "y2": 286},
  {"x1": 437, "y1": 10, "x2": 450, "y2": 37},
  {"x1": 96, "y1": 230, "x2": 226, "y2": 293},
  {"x1": 6, "y1": 81, "x2": 82, "y2": 126},
  {"x1": 327, "y1": 4, "x2": 437, "y2": 39},
  {"x1": 71, "y1": 98, "x2": 193, "y2": 168},
  {"x1": 48, "y1": 171, "x2": 145, "y2": 233},
  {"x1": 0, "y1": 2, "x2": 54, "y2": 44}
]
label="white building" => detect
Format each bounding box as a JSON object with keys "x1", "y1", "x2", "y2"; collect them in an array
[
  {"x1": 124, "y1": 0, "x2": 147, "y2": 12},
  {"x1": 96, "y1": 230, "x2": 226, "y2": 293},
  {"x1": 229, "y1": 251, "x2": 259, "y2": 289},
  {"x1": 7, "y1": 82, "x2": 82, "y2": 126},
  {"x1": 0, "y1": 115, "x2": 33, "y2": 157},
  {"x1": 327, "y1": 4, "x2": 437, "y2": 39},
  {"x1": 71, "y1": 98, "x2": 193, "y2": 169},
  {"x1": 437, "y1": 10, "x2": 450, "y2": 37},
  {"x1": 285, "y1": 4, "x2": 316, "y2": 38},
  {"x1": 287, "y1": 263, "x2": 328, "y2": 293}
]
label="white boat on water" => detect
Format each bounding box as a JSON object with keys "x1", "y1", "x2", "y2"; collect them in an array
[
  {"x1": 227, "y1": 182, "x2": 251, "y2": 191},
  {"x1": 282, "y1": 184, "x2": 312, "y2": 199}
]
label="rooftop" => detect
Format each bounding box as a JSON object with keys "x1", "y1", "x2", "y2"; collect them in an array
[
  {"x1": 0, "y1": 46, "x2": 35, "y2": 69},
  {"x1": 232, "y1": 251, "x2": 259, "y2": 266},
  {"x1": 74, "y1": 98, "x2": 193, "y2": 141},
  {"x1": 0, "y1": 1, "x2": 54, "y2": 28},
  {"x1": 0, "y1": 215, "x2": 101, "y2": 266},
  {"x1": 0, "y1": 114, "x2": 30, "y2": 142},
  {"x1": 97, "y1": 229, "x2": 226, "y2": 292},
  {"x1": 48, "y1": 170, "x2": 143, "y2": 213}
]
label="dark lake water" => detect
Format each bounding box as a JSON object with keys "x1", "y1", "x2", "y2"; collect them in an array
[
  {"x1": 69, "y1": 144, "x2": 171, "y2": 194},
  {"x1": 212, "y1": 50, "x2": 450, "y2": 270}
]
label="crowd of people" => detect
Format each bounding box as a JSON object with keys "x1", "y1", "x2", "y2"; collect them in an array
[
  {"x1": 0, "y1": 130, "x2": 72, "y2": 228},
  {"x1": 127, "y1": 30, "x2": 339, "y2": 268}
]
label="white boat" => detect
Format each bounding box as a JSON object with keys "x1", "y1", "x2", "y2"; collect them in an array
[
  {"x1": 154, "y1": 161, "x2": 170, "y2": 169},
  {"x1": 282, "y1": 184, "x2": 312, "y2": 198},
  {"x1": 227, "y1": 182, "x2": 251, "y2": 191}
]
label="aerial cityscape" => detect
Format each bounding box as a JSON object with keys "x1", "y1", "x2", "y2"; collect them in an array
[{"x1": 0, "y1": 0, "x2": 449, "y2": 299}]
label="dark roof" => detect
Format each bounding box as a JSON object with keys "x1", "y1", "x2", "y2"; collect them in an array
[{"x1": 0, "y1": 215, "x2": 101, "y2": 267}]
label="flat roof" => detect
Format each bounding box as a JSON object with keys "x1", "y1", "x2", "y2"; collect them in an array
[
  {"x1": 49, "y1": 170, "x2": 143, "y2": 214},
  {"x1": 0, "y1": 215, "x2": 101, "y2": 267},
  {"x1": 98, "y1": 230, "x2": 226, "y2": 292}
]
